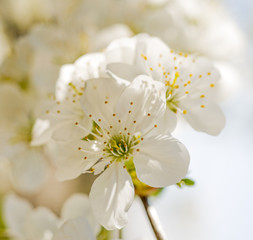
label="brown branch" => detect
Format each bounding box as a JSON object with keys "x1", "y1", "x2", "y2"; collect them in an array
[{"x1": 140, "y1": 196, "x2": 168, "y2": 240}]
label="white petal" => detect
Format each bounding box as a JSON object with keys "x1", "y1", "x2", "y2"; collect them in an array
[
  {"x1": 31, "y1": 119, "x2": 51, "y2": 146},
  {"x1": 53, "y1": 216, "x2": 95, "y2": 240},
  {"x1": 55, "y1": 64, "x2": 76, "y2": 101},
  {"x1": 134, "y1": 35, "x2": 171, "y2": 81},
  {"x1": 89, "y1": 162, "x2": 134, "y2": 230},
  {"x1": 24, "y1": 207, "x2": 59, "y2": 240},
  {"x1": 105, "y1": 37, "x2": 136, "y2": 64},
  {"x1": 10, "y1": 148, "x2": 49, "y2": 194},
  {"x1": 180, "y1": 99, "x2": 226, "y2": 135},
  {"x1": 51, "y1": 140, "x2": 99, "y2": 181},
  {"x1": 107, "y1": 62, "x2": 144, "y2": 82},
  {"x1": 116, "y1": 75, "x2": 166, "y2": 133},
  {"x1": 32, "y1": 100, "x2": 92, "y2": 144},
  {"x1": 61, "y1": 193, "x2": 90, "y2": 221},
  {"x1": 61, "y1": 193, "x2": 99, "y2": 235},
  {"x1": 75, "y1": 53, "x2": 107, "y2": 80},
  {"x1": 3, "y1": 194, "x2": 32, "y2": 238},
  {"x1": 148, "y1": 108, "x2": 177, "y2": 137},
  {"x1": 80, "y1": 77, "x2": 129, "y2": 130},
  {"x1": 134, "y1": 135, "x2": 190, "y2": 187}
]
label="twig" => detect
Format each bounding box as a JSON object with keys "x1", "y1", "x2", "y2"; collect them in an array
[{"x1": 140, "y1": 196, "x2": 168, "y2": 240}]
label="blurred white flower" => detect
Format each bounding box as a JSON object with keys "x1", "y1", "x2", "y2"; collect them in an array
[
  {"x1": 141, "y1": 0, "x2": 245, "y2": 61},
  {"x1": 3, "y1": 193, "x2": 98, "y2": 240},
  {"x1": 0, "y1": 84, "x2": 49, "y2": 194},
  {"x1": 106, "y1": 34, "x2": 226, "y2": 135},
  {"x1": 55, "y1": 76, "x2": 189, "y2": 229}
]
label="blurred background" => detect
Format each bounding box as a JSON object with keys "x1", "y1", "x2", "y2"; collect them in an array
[{"x1": 0, "y1": 0, "x2": 252, "y2": 239}]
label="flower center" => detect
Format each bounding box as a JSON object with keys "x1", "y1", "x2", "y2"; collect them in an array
[{"x1": 104, "y1": 134, "x2": 137, "y2": 161}]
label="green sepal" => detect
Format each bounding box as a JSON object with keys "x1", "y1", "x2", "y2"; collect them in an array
[
  {"x1": 125, "y1": 158, "x2": 163, "y2": 197},
  {"x1": 96, "y1": 227, "x2": 112, "y2": 240}
]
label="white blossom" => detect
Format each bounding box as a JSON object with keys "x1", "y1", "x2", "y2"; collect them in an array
[
  {"x1": 55, "y1": 76, "x2": 190, "y2": 229},
  {"x1": 3, "y1": 193, "x2": 97, "y2": 240},
  {"x1": 0, "y1": 84, "x2": 49, "y2": 194},
  {"x1": 106, "y1": 34, "x2": 226, "y2": 135}
]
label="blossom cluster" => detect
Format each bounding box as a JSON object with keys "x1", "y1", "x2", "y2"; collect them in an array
[{"x1": 0, "y1": 0, "x2": 243, "y2": 239}]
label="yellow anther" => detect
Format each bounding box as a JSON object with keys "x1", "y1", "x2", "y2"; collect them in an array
[
  {"x1": 165, "y1": 81, "x2": 170, "y2": 86},
  {"x1": 150, "y1": 67, "x2": 153, "y2": 71},
  {"x1": 140, "y1": 53, "x2": 147, "y2": 60},
  {"x1": 207, "y1": 72, "x2": 211, "y2": 76},
  {"x1": 199, "y1": 75, "x2": 202, "y2": 78},
  {"x1": 185, "y1": 91, "x2": 189, "y2": 94},
  {"x1": 183, "y1": 110, "x2": 187, "y2": 114},
  {"x1": 170, "y1": 50, "x2": 174, "y2": 53},
  {"x1": 201, "y1": 105, "x2": 205, "y2": 108},
  {"x1": 200, "y1": 95, "x2": 205, "y2": 98},
  {"x1": 189, "y1": 74, "x2": 193, "y2": 77},
  {"x1": 187, "y1": 81, "x2": 191, "y2": 84},
  {"x1": 210, "y1": 84, "x2": 215, "y2": 88},
  {"x1": 184, "y1": 53, "x2": 188, "y2": 58},
  {"x1": 184, "y1": 83, "x2": 187, "y2": 87}
]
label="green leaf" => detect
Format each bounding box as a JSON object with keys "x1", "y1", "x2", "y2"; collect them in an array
[{"x1": 177, "y1": 178, "x2": 195, "y2": 188}]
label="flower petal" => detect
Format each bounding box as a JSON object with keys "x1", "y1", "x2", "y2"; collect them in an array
[
  {"x1": 105, "y1": 37, "x2": 136, "y2": 64},
  {"x1": 134, "y1": 135, "x2": 190, "y2": 187},
  {"x1": 89, "y1": 162, "x2": 134, "y2": 230},
  {"x1": 61, "y1": 193, "x2": 99, "y2": 234},
  {"x1": 24, "y1": 207, "x2": 59, "y2": 240},
  {"x1": 116, "y1": 75, "x2": 166, "y2": 133},
  {"x1": 53, "y1": 216, "x2": 95, "y2": 240},
  {"x1": 107, "y1": 62, "x2": 144, "y2": 82},
  {"x1": 80, "y1": 77, "x2": 129, "y2": 130},
  {"x1": 180, "y1": 99, "x2": 226, "y2": 135},
  {"x1": 49, "y1": 140, "x2": 98, "y2": 181},
  {"x1": 3, "y1": 194, "x2": 32, "y2": 238},
  {"x1": 10, "y1": 148, "x2": 49, "y2": 194}
]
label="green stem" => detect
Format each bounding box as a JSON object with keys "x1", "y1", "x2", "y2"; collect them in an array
[{"x1": 140, "y1": 196, "x2": 168, "y2": 240}]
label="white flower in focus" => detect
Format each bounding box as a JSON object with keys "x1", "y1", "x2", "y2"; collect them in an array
[
  {"x1": 106, "y1": 35, "x2": 226, "y2": 135},
  {"x1": 55, "y1": 76, "x2": 190, "y2": 229},
  {"x1": 3, "y1": 193, "x2": 98, "y2": 240}
]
